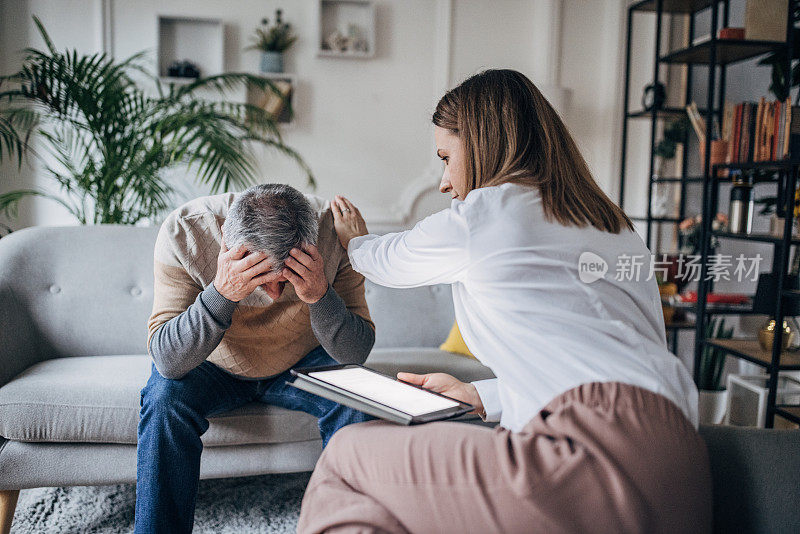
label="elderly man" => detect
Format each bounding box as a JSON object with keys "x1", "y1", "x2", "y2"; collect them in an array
[{"x1": 134, "y1": 184, "x2": 375, "y2": 534}]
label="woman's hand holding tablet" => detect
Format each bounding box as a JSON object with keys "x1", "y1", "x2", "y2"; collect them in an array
[{"x1": 289, "y1": 364, "x2": 474, "y2": 425}]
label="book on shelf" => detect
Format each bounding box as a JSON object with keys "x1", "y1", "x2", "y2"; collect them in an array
[{"x1": 722, "y1": 98, "x2": 797, "y2": 163}]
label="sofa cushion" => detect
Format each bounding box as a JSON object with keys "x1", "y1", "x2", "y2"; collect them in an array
[
  {"x1": 366, "y1": 348, "x2": 494, "y2": 383},
  {"x1": 0, "y1": 355, "x2": 320, "y2": 446},
  {"x1": 366, "y1": 284, "x2": 455, "y2": 349},
  {"x1": 0, "y1": 349, "x2": 493, "y2": 445}
]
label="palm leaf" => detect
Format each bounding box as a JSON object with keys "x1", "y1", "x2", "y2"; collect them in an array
[
  {"x1": 0, "y1": 106, "x2": 38, "y2": 167},
  {"x1": 0, "y1": 17, "x2": 311, "y2": 225},
  {"x1": 0, "y1": 189, "x2": 81, "y2": 221}
]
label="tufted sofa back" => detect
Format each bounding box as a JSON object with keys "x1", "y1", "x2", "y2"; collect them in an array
[
  {"x1": 0, "y1": 226, "x2": 159, "y2": 362},
  {"x1": 0, "y1": 225, "x2": 455, "y2": 364}
]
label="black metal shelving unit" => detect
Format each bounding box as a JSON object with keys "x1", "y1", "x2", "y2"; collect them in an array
[
  {"x1": 700, "y1": 160, "x2": 800, "y2": 427},
  {"x1": 620, "y1": 0, "x2": 800, "y2": 428}
]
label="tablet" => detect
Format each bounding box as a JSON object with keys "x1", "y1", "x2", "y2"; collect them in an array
[{"x1": 289, "y1": 364, "x2": 474, "y2": 425}]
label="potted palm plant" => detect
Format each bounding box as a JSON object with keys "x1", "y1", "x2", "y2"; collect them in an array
[
  {"x1": 247, "y1": 9, "x2": 298, "y2": 73},
  {"x1": 698, "y1": 317, "x2": 734, "y2": 425},
  {"x1": 0, "y1": 16, "x2": 312, "y2": 225}
]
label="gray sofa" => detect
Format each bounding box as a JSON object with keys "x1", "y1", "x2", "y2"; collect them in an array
[
  {"x1": 0, "y1": 226, "x2": 798, "y2": 533},
  {"x1": 0, "y1": 225, "x2": 493, "y2": 532}
]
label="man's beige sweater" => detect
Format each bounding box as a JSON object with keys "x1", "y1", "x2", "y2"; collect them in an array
[{"x1": 147, "y1": 193, "x2": 373, "y2": 378}]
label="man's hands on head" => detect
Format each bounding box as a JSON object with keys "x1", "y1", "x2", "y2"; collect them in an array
[
  {"x1": 331, "y1": 195, "x2": 368, "y2": 250},
  {"x1": 214, "y1": 239, "x2": 282, "y2": 302},
  {"x1": 283, "y1": 244, "x2": 328, "y2": 304}
]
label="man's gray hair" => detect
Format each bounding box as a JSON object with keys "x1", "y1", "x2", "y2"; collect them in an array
[{"x1": 221, "y1": 183, "x2": 319, "y2": 272}]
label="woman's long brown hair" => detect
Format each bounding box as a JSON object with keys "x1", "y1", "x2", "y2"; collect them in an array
[{"x1": 432, "y1": 69, "x2": 632, "y2": 233}]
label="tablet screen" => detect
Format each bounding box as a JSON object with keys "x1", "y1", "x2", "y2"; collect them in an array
[{"x1": 308, "y1": 368, "x2": 460, "y2": 416}]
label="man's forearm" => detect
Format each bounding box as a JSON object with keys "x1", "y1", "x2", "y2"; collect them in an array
[
  {"x1": 308, "y1": 285, "x2": 375, "y2": 364},
  {"x1": 148, "y1": 283, "x2": 237, "y2": 379}
]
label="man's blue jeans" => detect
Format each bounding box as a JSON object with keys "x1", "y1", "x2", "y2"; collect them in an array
[{"x1": 134, "y1": 347, "x2": 372, "y2": 534}]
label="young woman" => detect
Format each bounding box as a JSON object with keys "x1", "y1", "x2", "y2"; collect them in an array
[{"x1": 296, "y1": 69, "x2": 711, "y2": 534}]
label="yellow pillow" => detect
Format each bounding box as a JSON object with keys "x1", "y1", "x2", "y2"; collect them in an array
[{"x1": 439, "y1": 322, "x2": 476, "y2": 359}]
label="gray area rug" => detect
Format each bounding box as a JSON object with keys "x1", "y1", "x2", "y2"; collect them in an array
[{"x1": 12, "y1": 472, "x2": 311, "y2": 533}]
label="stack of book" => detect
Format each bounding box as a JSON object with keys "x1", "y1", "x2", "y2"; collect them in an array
[{"x1": 722, "y1": 98, "x2": 795, "y2": 163}]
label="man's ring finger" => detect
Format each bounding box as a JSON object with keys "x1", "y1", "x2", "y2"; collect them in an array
[{"x1": 343, "y1": 209, "x2": 351, "y2": 213}]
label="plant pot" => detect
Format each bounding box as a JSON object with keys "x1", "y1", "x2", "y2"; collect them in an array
[
  {"x1": 260, "y1": 51, "x2": 284, "y2": 73},
  {"x1": 698, "y1": 389, "x2": 728, "y2": 425}
]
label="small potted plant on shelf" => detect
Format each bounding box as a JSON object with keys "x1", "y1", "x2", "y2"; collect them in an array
[
  {"x1": 659, "y1": 213, "x2": 728, "y2": 298},
  {"x1": 678, "y1": 212, "x2": 728, "y2": 257},
  {"x1": 247, "y1": 9, "x2": 298, "y2": 73},
  {"x1": 698, "y1": 318, "x2": 734, "y2": 425},
  {"x1": 651, "y1": 118, "x2": 689, "y2": 217}
]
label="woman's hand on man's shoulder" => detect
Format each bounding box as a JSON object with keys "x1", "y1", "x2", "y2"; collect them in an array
[{"x1": 331, "y1": 195, "x2": 368, "y2": 250}]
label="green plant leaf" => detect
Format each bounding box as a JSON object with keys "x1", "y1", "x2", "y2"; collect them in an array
[
  {"x1": 0, "y1": 17, "x2": 311, "y2": 224},
  {"x1": 0, "y1": 189, "x2": 80, "y2": 220}
]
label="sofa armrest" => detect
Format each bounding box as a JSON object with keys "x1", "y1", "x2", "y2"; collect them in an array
[
  {"x1": 699, "y1": 424, "x2": 800, "y2": 534},
  {"x1": 0, "y1": 286, "x2": 43, "y2": 388}
]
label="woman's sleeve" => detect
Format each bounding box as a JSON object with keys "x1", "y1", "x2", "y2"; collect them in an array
[
  {"x1": 346, "y1": 207, "x2": 470, "y2": 288},
  {"x1": 472, "y1": 378, "x2": 502, "y2": 422}
]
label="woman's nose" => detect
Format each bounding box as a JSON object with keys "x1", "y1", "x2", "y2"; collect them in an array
[{"x1": 439, "y1": 176, "x2": 451, "y2": 194}]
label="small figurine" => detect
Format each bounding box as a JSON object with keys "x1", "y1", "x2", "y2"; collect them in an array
[{"x1": 324, "y1": 29, "x2": 347, "y2": 52}]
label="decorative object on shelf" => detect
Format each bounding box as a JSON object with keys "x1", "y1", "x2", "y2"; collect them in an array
[
  {"x1": 641, "y1": 81, "x2": 666, "y2": 112},
  {"x1": 246, "y1": 75, "x2": 294, "y2": 124},
  {"x1": 726, "y1": 374, "x2": 800, "y2": 428},
  {"x1": 745, "y1": 0, "x2": 789, "y2": 42},
  {"x1": 318, "y1": 0, "x2": 376, "y2": 58},
  {"x1": 718, "y1": 27, "x2": 746, "y2": 40},
  {"x1": 759, "y1": 318, "x2": 795, "y2": 351},
  {"x1": 323, "y1": 24, "x2": 368, "y2": 54},
  {"x1": 324, "y1": 30, "x2": 348, "y2": 52},
  {"x1": 659, "y1": 256, "x2": 694, "y2": 321},
  {"x1": 651, "y1": 118, "x2": 688, "y2": 217},
  {"x1": 753, "y1": 271, "x2": 800, "y2": 351},
  {"x1": 0, "y1": 16, "x2": 314, "y2": 225},
  {"x1": 166, "y1": 60, "x2": 200, "y2": 79},
  {"x1": 658, "y1": 280, "x2": 679, "y2": 324},
  {"x1": 729, "y1": 174, "x2": 755, "y2": 234},
  {"x1": 158, "y1": 16, "x2": 223, "y2": 82},
  {"x1": 678, "y1": 213, "x2": 728, "y2": 255},
  {"x1": 247, "y1": 9, "x2": 298, "y2": 74}
]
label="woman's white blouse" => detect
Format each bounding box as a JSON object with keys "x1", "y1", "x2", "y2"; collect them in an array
[{"x1": 348, "y1": 183, "x2": 698, "y2": 431}]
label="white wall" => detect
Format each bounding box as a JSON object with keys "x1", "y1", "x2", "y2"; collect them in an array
[{"x1": 0, "y1": 0, "x2": 630, "y2": 233}]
